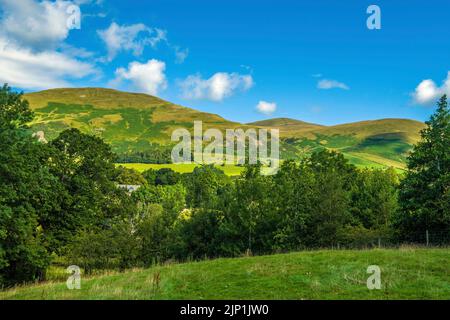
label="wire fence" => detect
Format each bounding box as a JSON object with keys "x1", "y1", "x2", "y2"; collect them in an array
[{"x1": 329, "y1": 229, "x2": 450, "y2": 250}]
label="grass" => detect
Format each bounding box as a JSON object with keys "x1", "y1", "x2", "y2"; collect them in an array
[
  {"x1": 118, "y1": 163, "x2": 245, "y2": 176},
  {"x1": 1, "y1": 248, "x2": 449, "y2": 300}
]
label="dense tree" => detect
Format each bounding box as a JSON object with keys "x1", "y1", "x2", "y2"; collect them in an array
[
  {"x1": 0, "y1": 84, "x2": 33, "y2": 130},
  {"x1": 271, "y1": 161, "x2": 314, "y2": 250},
  {"x1": 0, "y1": 85, "x2": 58, "y2": 285},
  {"x1": 142, "y1": 168, "x2": 181, "y2": 186},
  {"x1": 397, "y1": 95, "x2": 450, "y2": 240},
  {"x1": 43, "y1": 129, "x2": 136, "y2": 249},
  {"x1": 115, "y1": 166, "x2": 147, "y2": 186},
  {"x1": 351, "y1": 168, "x2": 399, "y2": 232},
  {"x1": 183, "y1": 165, "x2": 230, "y2": 209}
]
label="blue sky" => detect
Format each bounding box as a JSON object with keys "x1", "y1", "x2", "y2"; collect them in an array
[{"x1": 1, "y1": 0, "x2": 449, "y2": 125}]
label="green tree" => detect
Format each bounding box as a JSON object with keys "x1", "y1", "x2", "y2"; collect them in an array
[
  {"x1": 115, "y1": 166, "x2": 147, "y2": 186},
  {"x1": 142, "y1": 168, "x2": 181, "y2": 186},
  {"x1": 0, "y1": 84, "x2": 34, "y2": 130},
  {"x1": 351, "y1": 168, "x2": 399, "y2": 232},
  {"x1": 305, "y1": 150, "x2": 356, "y2": 247},
  {"x1": 44, "y1": 129, "x2": 135, "y2": 248},
  {"x1": 397, "y1": 95, "x2": 450, "y2": 240},
  {"x1": 183, "y1": 165, "x2": 230, "y2": 209},
  {"x1": 272, "y1": 160, "x2": 314, "y2": 250},
  {"x1": 0, "y1": 86, "x2": 57, "y2": 285}
]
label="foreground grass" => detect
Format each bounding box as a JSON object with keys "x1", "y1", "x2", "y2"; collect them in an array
[{"x1": 1, "y1": 248, "x2": 449, "y2": 300}]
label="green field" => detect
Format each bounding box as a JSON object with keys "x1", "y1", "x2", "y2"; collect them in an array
[
  {"x1": 1, "y1": 248, "x2": 449, "y2": 300},
  {"x1": 118, "y1": 163, "x2": 245, "y2": 176}
]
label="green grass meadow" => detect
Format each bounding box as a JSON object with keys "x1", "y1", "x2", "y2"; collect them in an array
[
  {"x1": 1, "y1": 248, "x2": 449, "y2": 300},
  {"x1": 118, "y1": 163, "x2": 246, "y2": 176}
]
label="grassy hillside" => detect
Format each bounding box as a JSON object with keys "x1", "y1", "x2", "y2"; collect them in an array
[
  {"x1": 255, "y1": 118, "x2": 425, "y2": 170},
  {"x1": 1, "y1": 248, "x2": 449, "y2": 300},
  {"x1": 25, "y1": 88, "x2": 426, "y2": 169},
  {"x1": 25, "y1": 88, "x2": 251, "y2": 151},
  {"x1": 248, "y1": 117, "x2": 324, "y2": 136}
]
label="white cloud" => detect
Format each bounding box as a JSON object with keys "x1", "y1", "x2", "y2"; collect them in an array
[
  {"x1": 0, "y1": 39, "x2": 98, "y2": 89},
  {"x1": 179, "y1": 72, "x2": 254, "y2": 101},
  {"x1": 413, "y1": 72, "x2": 450, "y2": 105},
  {"x1": 98, "y1": 22, "x2": 167, "y2": 61},
  {"x1": 0, "y1": 0, "x2": 99, "y2": 90},
  {"x1": 256, "y1": 101, "x2": 277, "y2": 115},
  {"x1": 317, "y1": 79, "x2": 349, "y2": 90},
  {"x1": 111, "y1": 59, "x2": 167, "y2": 95},
  {"x1": 0, "y1": 0, "x2": 74, "y2": 50},
  {"x1": 174, "y1": 47, "x2": 189, "y2": 64}
]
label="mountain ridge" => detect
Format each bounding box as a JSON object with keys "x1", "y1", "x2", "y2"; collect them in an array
[{"x1": 24, "y1": 87, "x2": 426, "y2": 169}]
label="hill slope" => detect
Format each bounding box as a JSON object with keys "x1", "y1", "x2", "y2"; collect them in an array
[
  {"x1": 253, "y1": 117, "x2": 425, "y2": 169},
  {"x1": 25, "y1": 88, "x2": 425, "y2": 169},
  {"x1": 26, "y1": 88, "x2": 251, "y2": 152},
  {"x1": 1, "y1": 249, "x2": 449, "y2": 300}
]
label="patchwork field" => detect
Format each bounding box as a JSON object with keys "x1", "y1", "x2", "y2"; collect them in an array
[{"x1": 1, "y1": 248, "x2": 449, "y2": 300}]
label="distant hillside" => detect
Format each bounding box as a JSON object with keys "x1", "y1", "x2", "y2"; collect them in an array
[
  {"x1": 25, "y1": 88, "x2": 251, "y2": 153},
  {"x1": 249, "y1": 117, "x2": 425, "y2": 169},
  {"x1": 248, "y1": 117, "x2": 324, "y2": 136},
  {"x1": 25, "y1": 88, "x2": 426, "y2": 169}
]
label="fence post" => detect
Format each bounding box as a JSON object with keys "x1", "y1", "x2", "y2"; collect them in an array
[
  {"x1": 378, "y1": 237, "x2": 381, "y2": 248},
  {"x1": 426, "y1": 230, "x2": 429, "y2": 247}
]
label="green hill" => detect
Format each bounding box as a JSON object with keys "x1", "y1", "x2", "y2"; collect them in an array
[
  {"x1": 25, "y1": 88, "x2": 250, "y2": 152},
  {"x1": 1, "y1": 248, "x2": 449, "y2": 300},
  {"x1": 25, "y1": 88, "x2": 425, "y2": 169},
  {"x1": 247, "y1": 117, "x2": 324, "y2": 136},
  {"x1": 253, "y1": 117, "x2": 425, "y2": 169}
]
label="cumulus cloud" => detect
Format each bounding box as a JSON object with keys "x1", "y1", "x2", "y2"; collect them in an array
[
  {"x1": 256, "y1": 101, "x2": 277, "y2": 115},
  {"x1": 317, "y1": 79, "x2": 349, "y2": 90},
  {"x1": 0, "y1": 0, "x2": 98, "y2": 90},
  {"x1": 111, "y1": 59, "x2": 167, "y2": 95},
  {"x1": 98, "y1": 22, "x2": 167, "y2": 61},
  {"x1": 0, "y1": 39, "x2": 97, "y2": 89},
  {"x1": 412, "y1": 72, "x2": 450, "y2": 105},
  {"x1": 0, "y1": 0, "x2": 75, "y2": 50},
  {"x1": 179, "y1": 72, "x2": 254, "y2": 101}
]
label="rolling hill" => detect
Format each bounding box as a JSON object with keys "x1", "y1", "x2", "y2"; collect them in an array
[{"x1": 25, "y1": 88, "x2": 426, "y2": 169}]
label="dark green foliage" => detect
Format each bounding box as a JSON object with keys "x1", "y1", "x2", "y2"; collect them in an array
[
  {"x1": 397, "y1": 95, "x2": 450, "y2": 239},
  {"x1": 183, "y1": 165, "x2": 230, "y2": 208},
  {"x1": 0, "y1": 86, "x2": 138, "y2": 285},
  {"x1": 0, "y1": 84, "x2": 34, "y2": 130},
  {"x1": 42, "y1": 128, "x2": 136, "y2": 250},
  {"x1": 115, "y1": 146, "x2": 172, "y2": 164},
  {"x1": 0, "y1": 131, "x2": 56, "y2": 285},
  {"x1": 0, "y1": 85, "x2": 56, "y2": 285},
  {"x1": 142, "y1": 168, "x2": 181, "y2": 186},
  {"x1": 115, "y1": 166, "x2": 147, "y2": 185}
]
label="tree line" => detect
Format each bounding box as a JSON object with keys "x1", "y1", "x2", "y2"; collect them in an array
[{"x1": 0, "y1": 84, "x2": 448, "y2": 286}]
